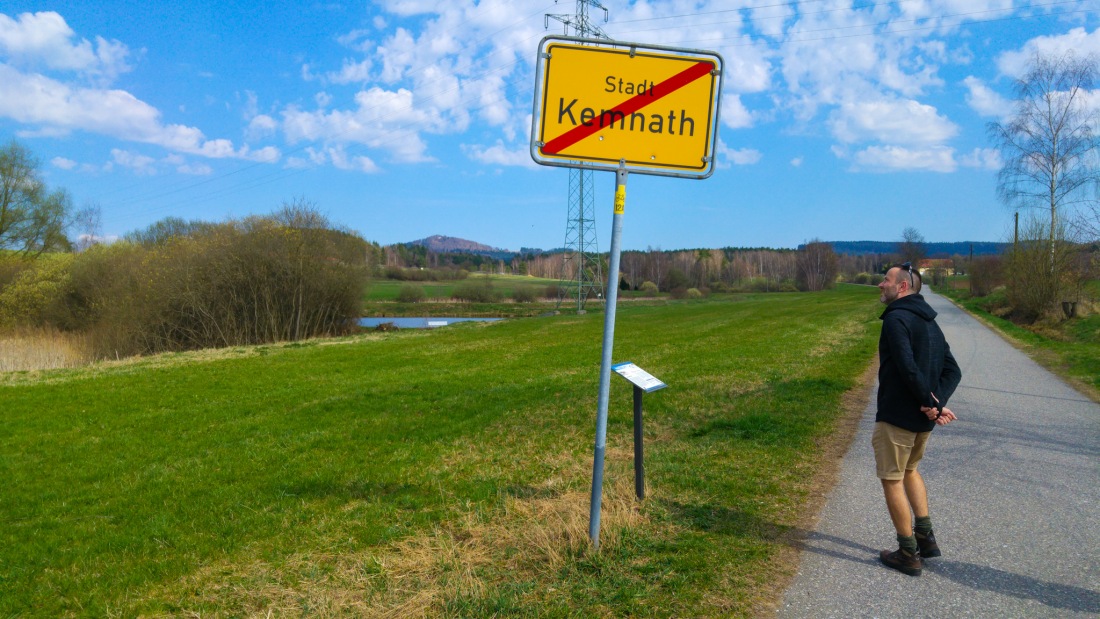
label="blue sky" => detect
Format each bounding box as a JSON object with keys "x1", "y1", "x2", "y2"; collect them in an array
[{"x1": 2, "y1": 1, "x2": 1098, "y2": 251}]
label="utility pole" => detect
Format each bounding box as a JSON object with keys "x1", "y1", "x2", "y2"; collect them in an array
[{"x1": 546, "y1": 1, "x2": 610, "y2": 313}]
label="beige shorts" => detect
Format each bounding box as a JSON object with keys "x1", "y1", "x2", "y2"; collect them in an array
[{"x1": 872, "y1": 422, "x2": 931, "y2": 480}]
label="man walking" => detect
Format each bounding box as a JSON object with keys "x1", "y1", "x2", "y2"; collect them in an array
[{"x1": 874, "y1": 263, "x2": 962, "y2": 576}]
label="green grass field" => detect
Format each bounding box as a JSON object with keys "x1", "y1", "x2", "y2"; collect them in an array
[{"x1": 1, "y1": 286, "x2": 883, "y2": 616}]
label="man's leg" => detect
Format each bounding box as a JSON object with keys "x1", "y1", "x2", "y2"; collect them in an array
[
  {"x1": 874, "y1": 423, "x2": 922, "y2": 574},
  {"x1": 904, "y1": 468, "x2": 928, "y2": 519},
  {"x1": 904, "y1": 467, "x2": 941, "y2": 557},
  {"x1": 880, "y1": 478, "x2": 912, "y2": 536}
]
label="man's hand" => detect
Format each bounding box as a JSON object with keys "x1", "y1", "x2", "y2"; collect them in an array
[
  {"x1": 935, "y1": 407, "x2": 957, "y2": 425},
  {"x1": 921, "y1": 404, "x2": 957, "y2": 425}
]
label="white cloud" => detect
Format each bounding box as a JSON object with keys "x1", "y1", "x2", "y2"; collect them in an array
[
  {"x1": 998, "y1": 27, "x2": 1100, "y2": 78},
  {"x1": 852, "y1": 145, "x2": 956, "y2": 173},
  {"x1": 828, "y1": 98, "x2": 957, "y2": 146},
  {"x1": 0, "y1": 11, "x2": 132, "y2": 84},
  {"x1": 713, "y1": 140, "x2": 762, "y2": 169},
  {"x1": 718, "y1": 36, "x2": 771, "y2": 93},
  {"x1": 244, "y1": 146, "x2": 281, "y2": 163},
  {"x1": 246, "y1": 114, "x2": 277, "y2": 140},
  {"x1": 462, "y1": 140, "x2": 536, "y2": 168},
  {"x1": 464, "y1": 73, "x2": 506, "y2": 128},
  {"x1": 721, "y1": 94, "x2": 753, "y2": 129},
  {"x1": 177, "y1": 162, "x2": 213, "y2": 175},
  {"x1": 963, "y1": 76, "x2": 1012, "y2": 119},
  {"x1": 727, "y1": 148, "x2": 763, "y2": 165},
  {"x1": 0, "y1": 63, "x2": 267, "y2": 161},
  {"x1": 959, "y1": 147, "x2": 1002, "y2": 170},
  {"x1": 281, "y1": 86, "x2": 445, "y2": 163},
  {"x1": 790, "y1": 157, "x2": 803, "y2": 167},
  {"x1": 336, "y1": 29, "x2": 375, "y2": 54},
  {"x1": 325, "y1": 145, "x2": 380, "y2": 173},
  {"x1": 51, "y1": 156, "x2": 76, "y2": 169},
  {"x1": 326, "y1": 58, "x2": 373, "y2": 84},
  {"x1": 110, "y1": 148, "x2": 156, "y2": 174},
  {"x1": 283, "y1": 145, "x2": 377, "y2": 172}
]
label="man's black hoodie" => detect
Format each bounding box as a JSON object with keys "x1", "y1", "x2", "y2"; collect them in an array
[{"x1": 877, "y1": 294, "x2": 962, "y2": 433}]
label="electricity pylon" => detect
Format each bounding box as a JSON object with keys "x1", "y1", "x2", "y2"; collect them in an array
[{"x1": 546, "y1": 1, "x2": 610, "y2": 313}]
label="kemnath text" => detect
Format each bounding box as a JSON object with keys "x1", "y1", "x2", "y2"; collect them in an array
[{"x1": 557, "y1": 98, "x2": 696, "y2": 136}]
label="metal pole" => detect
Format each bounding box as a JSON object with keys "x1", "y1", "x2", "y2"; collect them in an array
[
  {"x1": 633, "y1": 385, "x2": 645, "y2": 500},
  {"x1": 589, "y1": 167, "x2": 627, "y2": 550}
]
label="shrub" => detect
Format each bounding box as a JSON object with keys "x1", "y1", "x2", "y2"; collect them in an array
[
  {"x1": 639, "y1": 281, "x2": 659, "y2": 296},
  {"x1": 686, "y1": 288, "x2": 703, "y2": 299},
  {"x1": 969, "y1": 256, "x2": 1004, "y2": 297},
  {"x1": 544, "y1": 284, "x2": 565, "y2": 299},
  {"x1": 512, "y1": 286, "x2": 539, "y2": 303},
  {"x1": 745, "y1": 278, "x2": 772, "y2": 292},
  {"x1": 665, "y1": 268, "x2": 689, "y2": 292},
  {"x1": 453, "y1": 280, "x2": 501, "y2": 303},
  {"x1": 81, "y1": 212, "x2": 366, "y2": 357},
  {"x1": 396, "y1": 284, "x2": 426, "y2": 303},
  {"x1": 0, "y1": 253, "x2": 76, "y2": 330}
]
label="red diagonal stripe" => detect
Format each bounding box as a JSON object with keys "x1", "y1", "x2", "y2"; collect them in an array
[{"x1": 542, "y1": 60, "x2": 714, "y2": 155}]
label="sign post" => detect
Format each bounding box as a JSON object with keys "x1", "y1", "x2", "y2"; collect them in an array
[{"x1": 530, "y1": 36, "x2": 723, "y2": 550}]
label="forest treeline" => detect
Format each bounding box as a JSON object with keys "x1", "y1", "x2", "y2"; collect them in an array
[{"x1": 380, "y1": 242, "x2": 917, "y2": 293}]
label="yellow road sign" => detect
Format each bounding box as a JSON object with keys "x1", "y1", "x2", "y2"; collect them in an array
[{"x1": 531, "y1": 37, "x2": 723, "y2": 178}]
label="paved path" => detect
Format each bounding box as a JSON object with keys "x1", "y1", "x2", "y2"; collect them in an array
[{"x1": 779, "y1": 289, "x2": 1100, "y2": 618}]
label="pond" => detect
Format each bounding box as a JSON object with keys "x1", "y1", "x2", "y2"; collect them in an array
[{"x1": 359, "y1": 317, "x2": 503, "y2": 329}]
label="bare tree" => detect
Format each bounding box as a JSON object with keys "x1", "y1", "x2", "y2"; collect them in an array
[
  {"x1": 898, "y1": 227, "x2": 927, "y2": 266},
  {"x1": 796, "y1": 240, "x2": 839, "y2": 291},
  {"x1": 71, "y1": 202, "x2": 103, "y2": 252},
  {"x1": 989, "y1": 51, "x2": 1099, "y2": 262},
  {"x1": 1079, "y1": 201, "x2": 1100, "y2": 242},
  {"x1": 0, "y1": 140, "x2": 71, "y2": 255},
  {"x1": 646, "y1": 245, "x2": 664, "y2": 290}
]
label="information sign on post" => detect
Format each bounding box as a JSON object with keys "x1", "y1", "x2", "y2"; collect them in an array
[
  {"x1": 612, "y1": 362, "x2": 667, "y2": 501},
  {"x1": 531, "y1": 36, "x2": 723, "y2": 179},
  {"x1": 612, "y1": 362, "x2": 667, "y2": 392}
]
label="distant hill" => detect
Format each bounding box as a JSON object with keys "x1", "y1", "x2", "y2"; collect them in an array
[
  {"x1": 405, "y1": 235, "x2": 524, "y2": 261},
  {"x1": 408, "y1": 235, "x2": 502, "y2": 254},
  {"x1": 818, "y1": 241, "x2": 1010, "y2": 257}
]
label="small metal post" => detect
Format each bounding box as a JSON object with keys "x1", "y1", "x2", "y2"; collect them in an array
[
  {"x1": 633, "y1": 385, "x2": 645, "y2": 500},
  {"x1": 589, "y1": 167, "x2": 628, "y2": 551}
]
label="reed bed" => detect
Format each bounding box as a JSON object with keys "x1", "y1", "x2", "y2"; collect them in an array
[{"x1": 0, "y1": 329, "x2": 91, "y2": 372}]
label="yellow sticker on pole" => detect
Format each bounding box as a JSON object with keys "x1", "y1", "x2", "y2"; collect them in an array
[{"x1": 614, "y1": 184, "x2": 626, "y2": 214}]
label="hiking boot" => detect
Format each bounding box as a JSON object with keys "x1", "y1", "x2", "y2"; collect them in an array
[
  {"x1": 915, "y1": 530, "x2": 941, "y2": 558},
  {"x1": 879, "y1": 548, "x2": 922, "y2": 576}
]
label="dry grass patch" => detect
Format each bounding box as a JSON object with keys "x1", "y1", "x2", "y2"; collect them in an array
[
  {"x1": 149, "y1": 466, "x2": 646, "y2": 618},
  {"x1": 0, "y1": 330, "x2": 415, "y2": 386},
  {"x1": 0, "y1": 328, "x2": 91, "y2": 372}
]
